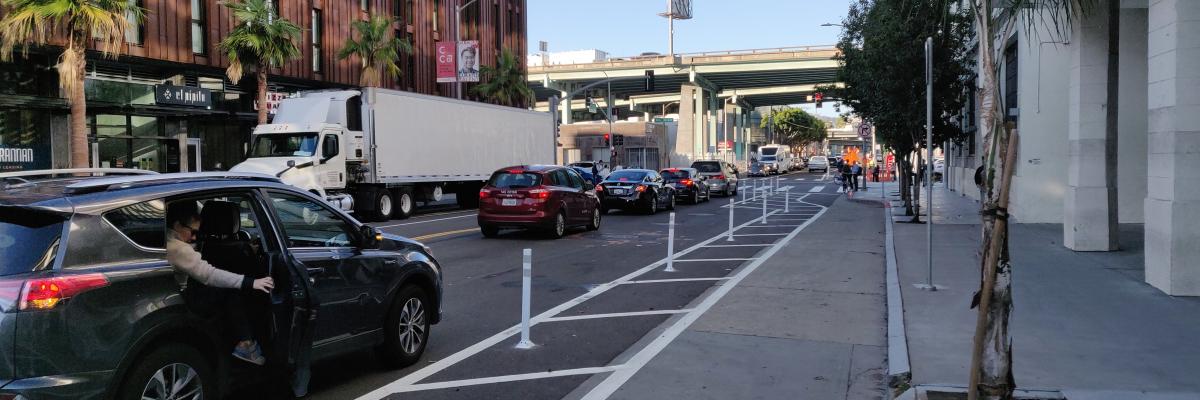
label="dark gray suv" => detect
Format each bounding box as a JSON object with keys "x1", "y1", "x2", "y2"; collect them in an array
[{"x1": 0, "y1": 170, "x2": 443, "y2": 399}]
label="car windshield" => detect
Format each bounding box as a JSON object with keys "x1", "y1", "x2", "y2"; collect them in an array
[
  {"x1": 0, "y1": 210, "x2": 64, "y2": 276},
  {"x1": 692, "y1": 162, "x2": 721, "y2": 173},
  {"x1": 809, "y1": 157, "x2": 825, "y2": 163},
  {"x1": 761, "y1": 148, "x2": 778, "y2": 156},
  {"x1": 569, "y1": 162, "x2": 594, "y2": 168},
  {"x1": 606, "y1": 170, "x2": 649, "y2": 182},
  {"x1": 660, "y1": 170, "x2": 691, "y2": 180},
  {"x1": 249, "y1": 133, "x2": 319, "y2": 158},
  {"x1": 488, "y1": 172, "x2": 542, "y2": 189}
]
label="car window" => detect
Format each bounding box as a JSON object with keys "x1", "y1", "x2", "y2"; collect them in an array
[
  {"x1": 488, "y1": 172, "x2": 541, "y2": 189},
  {"x1": 607, "y1": 170, "x2": 648, "y2": 182},
  {"x1": 268, "y1": 191, "x2": 356, "y2": 248},
  {"x1": 104, "y1": 199, "x2": 166, "y2": 249},
  {"x1": 660, "y1": 170, "x2": 690, "y2": 180},
  {"x1": 565, "y1": 169, "x2": 586, "y2": 189},
  {"x1": 692, "y1": 162, "x2": 721, "y2": 173},
  {"x1": 0, "y1": 211, "x2": 64, "y2": 276},
  {"x1": 163, "y1": 194, "x2": 270, "y2": 249}
]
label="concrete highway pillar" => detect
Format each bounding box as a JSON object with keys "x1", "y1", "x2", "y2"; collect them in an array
[
  {"x1": 678, "y1": 85, "x2": 699, "y2": 163},
  {"x1": 1145, "y1": 0, "x2": 1200, "y2": 296},
  {"x1": 560, "y1": 90, "x2": 573, "y2": 125},
  {"x1": 1064, "y1": 4, "x2": 1118, "y2": 251},
  {"x1": 695, "y1": 87, "x2": 707, "y2": 158}
]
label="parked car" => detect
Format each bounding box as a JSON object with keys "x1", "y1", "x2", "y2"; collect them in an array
[
  {"x1": 597, "y1": 169, "x2": 676, "y2": 214},
  {"x1": 478, "y1": 165, "x2": 601, "y2": 239},
  {"x1": 0, "y1": 169, "x2": 443, "y2": 400},
  {"x1": 807, "y1": 156, "x2": 830, "y2": 173},
  {"x1": 660, "y1": 168, "x2": 710, "y2": 204},
  {"x1": 568, "y1": 161, "x2": 609, "y2": 180},
  {"x1": 690, "y1": 160, "x2": 740, "y2": 196}
]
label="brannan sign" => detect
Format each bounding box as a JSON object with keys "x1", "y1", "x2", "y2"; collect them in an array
[{"x1": 154, "y1": 85, "x2": 212, "y2": 107}]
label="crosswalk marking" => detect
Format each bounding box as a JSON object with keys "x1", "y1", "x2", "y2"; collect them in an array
[{"x1": 809, "y1": 185, "x2": 825, "y2": 193}]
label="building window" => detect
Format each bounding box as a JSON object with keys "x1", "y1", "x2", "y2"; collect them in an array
[
  {"x1": 493, "y1": 2, "x2": 501, "y2": 51},
  {"x1": 191, "y1": 0, "x2": 206, "y2": 54},
  {"x1": 405, "y1": 0, "x2": 414, "y2": 25},
  {"x1": 1004, "y1": 42, "x2": 1018, "y2": 125},
  {"x1": 125, "y1": 0, "x2": 143, "y2": 45},
  {"x1": 361, "y1": 0, "x2": 369, "y2": 12},
  {"x1": 432, "y1": 0, "x2": 439, "y2": 32},
  {"x1": 311, "y1": 9, "x2": 322, "y2": 73}
]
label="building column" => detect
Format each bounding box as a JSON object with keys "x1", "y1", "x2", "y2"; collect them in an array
[
  {"x1": 1146, "y1": 0, "x2": 1200, "y2": 296},
  {"x1": 695, "y1": 87, "x2": 707, "y2": 158},
  {"x1": 1065, "y1": 4, "x2": 1119, "y2": 251}
]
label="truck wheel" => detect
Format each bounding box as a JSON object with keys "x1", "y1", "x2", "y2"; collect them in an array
[
  {"x1": 372, "y1": 190, "x2": 394, "y2": 222},
  {"x1": 379, "y1": 285, "x2": 430, "y2": 369},
  {"x1": 118, "y1": 343, "x2": 215, "y2": 400},
  {"x1": 393, "y1": 189, "x2": 415, "y2": 219}
]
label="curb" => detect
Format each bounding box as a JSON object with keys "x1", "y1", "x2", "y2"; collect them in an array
[{"x1": 883, "y1": 181, "x2": 913, "y2": 390}]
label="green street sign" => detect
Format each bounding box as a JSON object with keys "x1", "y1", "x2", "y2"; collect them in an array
[{"x1": 653, "y1": 117, "x2": 675, "y2": 123}]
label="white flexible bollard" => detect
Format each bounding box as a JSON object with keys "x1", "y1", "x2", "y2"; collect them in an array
[
  {"x1": 515, "y1": 249, "x2": 535, "y2": 349},
  {"x1": 785, "y1": 188, "x2": 790, "y2": 213},
  {"x1": 727, "y1": 198, "x2": 735, "y2": 241},
  {"x1": 761, "y1": 189, "x2": 768, "y2": 224}
]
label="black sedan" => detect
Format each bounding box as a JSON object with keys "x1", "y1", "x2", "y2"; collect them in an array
[
  {"x1": 660, "y1": 168, "x2": 710, "y2": 204},
  {"x1": 597, "y1": 169, "x2": 676, "y2": 214}
]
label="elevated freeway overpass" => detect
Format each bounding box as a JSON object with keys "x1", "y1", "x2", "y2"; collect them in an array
[{"x1": 528, "y1": 46, "x2": 842, "y2": 165}]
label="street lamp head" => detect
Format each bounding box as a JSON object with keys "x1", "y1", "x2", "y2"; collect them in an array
[{"x1": 821, "y1": 23, "x2": 842, "y2": 27}]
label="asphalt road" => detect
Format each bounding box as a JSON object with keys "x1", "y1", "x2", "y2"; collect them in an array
[{"x1": 298, "y1": 170, "x2": 844, "y2": 400}]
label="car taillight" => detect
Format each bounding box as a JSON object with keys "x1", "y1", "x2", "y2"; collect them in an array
[
  {"x1": 710, "y1": 175, "x2": 725, "y2": 180},
  {"x1": 635, "y1": 185, "x2": 647, "y2": 192},
  {"x1": 529, "y1": 189, "x2": 551, "y2": 199},
  {"x1": 479, "y1": 189, "x2": 492, "y2": 199},
  {"x1": 12, "y1": 274, "x2": 110, "y2": 311},
  {"x1": 680, "y1": 179, "x2": 693, "y2": 186}
]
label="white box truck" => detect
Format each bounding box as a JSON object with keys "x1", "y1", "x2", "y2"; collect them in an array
[
  {"x1": 757, "y1": 144, "x2": 795, "y2": 174},
  {"x1": 231, "y1": 88, "x2": 553, "y2": 221}
]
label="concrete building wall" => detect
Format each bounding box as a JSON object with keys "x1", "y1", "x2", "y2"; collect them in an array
[
  {"x1": 1118, "y1": 9, "x2": 1150, "y2": 224},
  {"x1": 1009, "y1": 25, "x2": 1071, "y2": 224}
]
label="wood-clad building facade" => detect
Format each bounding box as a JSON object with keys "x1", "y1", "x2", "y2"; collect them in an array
[{"x1": 0, "y1": 0, "x2": 527, "y2": 173}]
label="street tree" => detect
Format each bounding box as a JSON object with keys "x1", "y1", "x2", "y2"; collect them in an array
[
  {"x1": 339, "y1": 16, "x2": 413, "y2": 87},
  {"x1": 760, "y1": 108, "x2": 828, "y2": 149},
  {"x1": 219, "y1": 0, "x2": 301, "y2": 124},
  {"x1": 965, "y1": 1, "x2": 1099, "y2": 399},
  {"x1": 826, "y1": 0, "x2": 972, "y2": 219},
  {"x1": 0, "y1": 0, "x2": 144, "y2": 169},
  {"x1": 473, "y1": 49, "x2": 533, "y2": 107}
]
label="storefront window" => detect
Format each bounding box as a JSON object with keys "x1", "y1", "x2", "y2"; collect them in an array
[
  {"x1": 91, "y1": 114, "x2": 178, "y2": 173},
  {"x1": 0, "y1": 109, "x2": 52, "y2": 172}
]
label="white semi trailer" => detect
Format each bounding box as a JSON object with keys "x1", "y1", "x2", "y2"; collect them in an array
[{"x1": 231, "y1": 88, "x2": 553, "y2": 221}]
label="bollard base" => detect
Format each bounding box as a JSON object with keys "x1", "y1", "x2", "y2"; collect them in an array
[
  {"x1": 913, "y1": 283, "x2": 946, "y2": 291},
  {"x1": 515, "y1": 340, "x2": 537, "y2": 350}
]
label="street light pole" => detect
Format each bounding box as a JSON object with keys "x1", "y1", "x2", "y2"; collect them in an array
[
  {"x1": 918, "y1": 36, "x2": 939, "y2": 292},
  {"x1": 667, "y1": 0, "x2": 674, "y2": 56},
  {"x1": 454, "y1": 0, "x2": 480, "y2": 100}
]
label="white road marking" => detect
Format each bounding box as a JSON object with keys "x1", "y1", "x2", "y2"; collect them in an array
[
  {"x1": 377, "y1": 213, "x2": 475, "y2": 228},
  {"x1": 354, "y1": 206, "x2": 788, "y2": 399},
  {"x1": 809, "y1": 185, "x2": 826, "y2": 193},
  {"x1": 731, "y1": 233, "x2": 790, "y2": 237},
  {"x1": 543, "y1": 309, "x2": 695, "y2": 322},
  {"x1": 738, "y1": 225, "x2": 802, "y2": 228},
  {"x1": 622, "y1": 278, "x2": 731, "y2": 284},
  {"x1": 702, "y1": 243, "x2": 774, "y2": 248},
  {"x1": 673, "y1": 258, "x2": 758, "y2": 262},
  {"x1": 381, "y1": 367, "x2": 621, "y2": 393},
  {"x1": 580, "y1": 203, "x2": 828, "y2": 400},
  {"x1": 837, "y1": 186, "x2": 845, "y2": 193}
]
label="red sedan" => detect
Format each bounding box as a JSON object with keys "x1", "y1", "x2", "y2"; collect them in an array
[{"x1": 478, "y1": 165, "x2": 602, "y2": 238}]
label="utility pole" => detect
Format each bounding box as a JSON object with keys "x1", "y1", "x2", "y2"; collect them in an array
[{"x1": 454, "y1": 0, "x2": 480, "y2": 100}]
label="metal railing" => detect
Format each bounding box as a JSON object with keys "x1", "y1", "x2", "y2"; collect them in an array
[{"x1": 530, "y1": 45, "x2": 838, "y2": 69}]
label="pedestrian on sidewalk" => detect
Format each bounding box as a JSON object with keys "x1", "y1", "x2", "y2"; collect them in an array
[{"x1": 872, "y1": 164, "x2": 880, "y2": 183}]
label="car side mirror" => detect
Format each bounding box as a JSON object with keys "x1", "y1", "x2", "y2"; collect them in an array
[
  {"x1": 287, "y1": 160, "x2": 296, "y2": 168},
  {"x1": 359, "y1": 225, "x2": 382, "y2": 249}
]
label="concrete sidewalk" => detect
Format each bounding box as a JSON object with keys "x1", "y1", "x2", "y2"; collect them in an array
[
  {"x1": 881, "y1": 180, "x2": 1200, "y2": 399},
  {"x1": 607, "y1": 195, "x2": 889, "y2": 400}
]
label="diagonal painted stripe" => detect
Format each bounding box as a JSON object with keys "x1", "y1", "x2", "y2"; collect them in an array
[
  {"x1": 381, "y1": 366, "x2": 621, "y2": 393},
  {"x1": 542, "y1": 309, "x2": 696, "y2": 322},
  {"x1": 809, "y1": 185, "x2": 826, "y2": 193}
]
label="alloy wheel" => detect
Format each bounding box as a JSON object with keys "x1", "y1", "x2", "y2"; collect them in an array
[
  {"x1": 397, "y1": 297, "x2": 426, "y2": 354},
  {"x1": 379, "y1": 193, "x2": 393, "y2": 217},
  {"x1": 141, "y1": 363, "x2": 203, "y2": 400},
  {"x1": 555, "y1": 213, "x2": 566, "y2": 237}
]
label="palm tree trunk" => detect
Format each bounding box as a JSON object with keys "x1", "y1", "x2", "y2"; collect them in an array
[
  {"x1": 256, "y1": 68, "x2": 269, "y2": 124},
  {"x1": 911, "y1": 148, "x2": 923, "y2": 223},
  {"x1": 901, "y1": 156, "x2": 913, "y2": 216},
  {"x1": 68, "y1": 44, "x2": 89, "y2": 168}
]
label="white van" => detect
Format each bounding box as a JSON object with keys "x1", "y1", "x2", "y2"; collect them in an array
[{"x1": 757, "y1": 144, "x2": 794, "y2": 174}]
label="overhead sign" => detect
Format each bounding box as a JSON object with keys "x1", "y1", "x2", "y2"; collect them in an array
[
  {"x1": 254, "y1": 91, "x2": 292, "y2": 115},
  {"x1": 154, "y1": 85, "x2": 211, "y2": 107},
  {"x1": 457, "y1": 41, "x2": 480, "y2": 83},
  {"x1": 436, "y1": 42, "x2": 457, "y2": 83}
]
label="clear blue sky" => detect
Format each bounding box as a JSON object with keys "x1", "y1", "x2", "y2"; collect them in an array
[{"x1": 527, "y1": 0, "x2": 853, "y2": 57}]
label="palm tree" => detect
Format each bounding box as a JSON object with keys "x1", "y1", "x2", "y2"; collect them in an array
[
  {"x1": 218, "y1": 0, "x2": 301, "y2": 124},
  {"x1": 965, "y1": 1, "x2": 1097, "y2": 399},
  {"x1": 0, "y1": 0, "x2": 143, "y2": 168},
  {"x1": 338, "y1": 16, "x2": 412, "y2": 87},
  {"x1": 473, "y1": 49, "x2": 533, "y2": 107}
]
